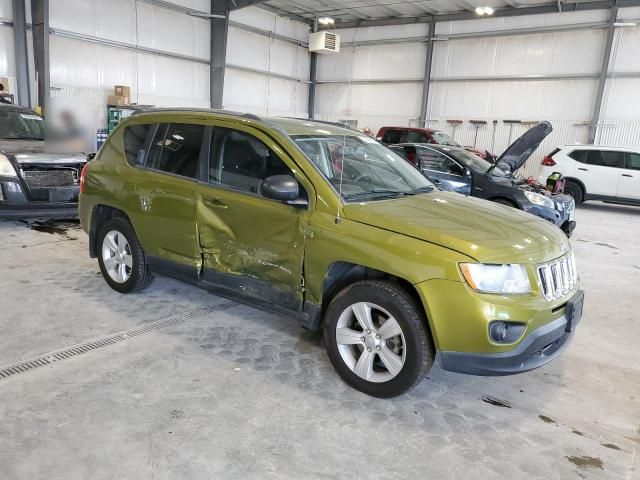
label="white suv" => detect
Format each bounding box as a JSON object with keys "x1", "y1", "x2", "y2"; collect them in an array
[{"x1": 538, "y1": 145, "x2": 640, "y2": 205}]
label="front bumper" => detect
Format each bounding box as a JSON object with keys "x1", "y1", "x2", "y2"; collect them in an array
[
  {"x1": 0, "y1": 177, "x2": 80, "y2": 218},
  {"x1": 438, "y1": 305, "x2": 579, "y2": 376}
]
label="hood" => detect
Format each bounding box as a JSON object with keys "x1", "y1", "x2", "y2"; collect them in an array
[
  {"x1": 0, "y1": 140, "x2": 86, "y2": 164},
  {"x1": 0, "y1": 139, "x2": 46, "y2": 154},
  {"x1": 464, "y1": 146, "x2": 490, "y2": 159},
  {"x1": 495, "y1": 121, "x2": 552, "y2": 174},
  {"x1": 343, "y1": 191, "x2": 569, "y2": 264}
]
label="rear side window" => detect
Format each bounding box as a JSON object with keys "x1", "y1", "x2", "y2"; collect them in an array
[
  {"x1": 146, "y1": 123, "x2": 205, "y2": 179},
  {"x1": 381, "y1": 129, "x2": 402, "y2": 144},
  {"x1": 568, "y1": 150, "x2": 587, "y2": 163},
  {"x1": 123, "y1": 123, "x2": 153, "y2": 166},
  {"x1": 625, "y1": 152, "x2": 640, "y2": 171}
]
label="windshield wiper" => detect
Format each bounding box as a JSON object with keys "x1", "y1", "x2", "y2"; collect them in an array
[
  {"x1": 404, "y1": 186, "x2": 434, "y2": 195},
  {"x1": 344, "y1": 190, "x2": 406, "y2": 201}
]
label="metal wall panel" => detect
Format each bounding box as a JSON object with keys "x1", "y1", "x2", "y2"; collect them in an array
[
  {"x1": 435, "y1": 9, "x2": 609, "y2": 35},
  {"x1": 0, "y1": 25, "x2": 15, "y2": 78},
  {"x1": 0, "y1": 0, "x2": 12, "y2": 20},
  {"x1": 222, "y1": 68, "x2": 308, "y2": 117},
  {"x1": 225, "y1": 6, "x2": 310, "y2": 117},
  {"x1": 229, "y1": 6, "x2": 308, "y2": 42},
  {"x1": 432, "y1": 30, "x2": 604, "y2": 78},
  {"x1": 610, "y1": 26, "x2": 640, "y2": 73}
]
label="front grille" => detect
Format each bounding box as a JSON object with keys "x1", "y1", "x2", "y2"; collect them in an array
[
  {"x1": 22, "y1": 169, "x2": 76, "y2": 189},
  {"x1": 537, "y1": 252, "x2": 577, "y2": 301}
]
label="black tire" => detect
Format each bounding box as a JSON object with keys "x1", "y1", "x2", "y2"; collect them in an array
[
  {"x1": 323, "y1": 280, "x2": 434, "y2": 398},
  {"x1": 564, "y1": 180, "x2": 584, "y2": 204},
  {"x1": 96, "y1": 216, "x2": 154, "y2": 293}
]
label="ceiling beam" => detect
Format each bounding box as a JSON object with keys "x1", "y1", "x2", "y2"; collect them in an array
[
  {"x1": 230, "y1": 0, "x2": 270, "y2": 10},
  {"x1": 331, "y1": 0, "x2": 640, "y2": 29}
]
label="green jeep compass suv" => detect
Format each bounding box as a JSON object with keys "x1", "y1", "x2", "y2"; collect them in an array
[{"x1": 79, "y1": 110, "x2": 584, "y2": 397}]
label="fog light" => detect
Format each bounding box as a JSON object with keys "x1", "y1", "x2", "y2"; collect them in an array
[{"x1": 489, "y1": 321, "x2": 526, "y2": 343}]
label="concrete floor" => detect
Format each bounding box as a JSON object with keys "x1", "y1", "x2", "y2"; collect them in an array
[{"x1": 0, "y1": 203, "x2": 638, "y2": 480}]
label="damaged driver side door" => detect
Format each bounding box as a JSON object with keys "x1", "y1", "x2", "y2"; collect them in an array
[{"x1": 195, "y1": 125, "x2": 311, "y2": 311}]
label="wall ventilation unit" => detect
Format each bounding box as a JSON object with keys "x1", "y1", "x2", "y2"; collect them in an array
[{"x1": 309, "y1": 31, "x2": 340, "y2": 54}]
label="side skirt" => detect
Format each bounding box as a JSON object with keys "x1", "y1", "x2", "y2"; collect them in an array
[{"x1": 146, "y1": 256, "x2": 322, "y2": 330}]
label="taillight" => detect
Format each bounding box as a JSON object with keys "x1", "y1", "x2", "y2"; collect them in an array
[
  {"x1": 541, "y1": 156, "x2": 556, "y2": 166},
  {"x1": 79, "y1": 162, "x2": 90, "y2": 193}
]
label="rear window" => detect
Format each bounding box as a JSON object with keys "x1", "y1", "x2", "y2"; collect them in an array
[
  {"x1": 381, "y1": 129, "x2": 402, "y2": 144},
  {"x1": 405, "y1": 131, "x2": 428, "y2": 143},
  {"x1": 0, "y1": 108, "x2": 45, "y2": 140}
]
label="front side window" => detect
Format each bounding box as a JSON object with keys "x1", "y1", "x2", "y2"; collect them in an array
[
  {"x1": 417, "y1": 147, "x2": 464, "y2": 175},
  {"x1": 210, "y1": 129, "x2": 296, "y2": 197},
  {"x1": 293, "y1": 134, "x2": 434, "y2": 201},
  {"x1": 146, "y1": 123, "x2": 204, "y2": 179},
  {"x1": 431, "y1": 131, "x2": 460, "y2": 147},
  {"x1": 625, "y1": 152, "x2": 640, "y2": 171}
]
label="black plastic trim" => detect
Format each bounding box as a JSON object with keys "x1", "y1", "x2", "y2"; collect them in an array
[{"x1": 439, "y1": 290, "x2": 584, "y2": 376}]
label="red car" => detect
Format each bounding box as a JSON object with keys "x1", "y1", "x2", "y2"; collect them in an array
[{"x1": 376, "y1": 126, "x2": 492, "y2": 160}]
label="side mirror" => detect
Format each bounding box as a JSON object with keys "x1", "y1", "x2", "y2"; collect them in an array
[{"x1": 261, "y1": 175, "x2": 299, "y2": 202}]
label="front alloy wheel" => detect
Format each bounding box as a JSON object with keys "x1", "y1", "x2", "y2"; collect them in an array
[
  {"x1": 336, "y1": 302, "x2": 406, "y2": 383},
  {"x1": 324, "y1": 280, "x2": 434, "y2": 397}
]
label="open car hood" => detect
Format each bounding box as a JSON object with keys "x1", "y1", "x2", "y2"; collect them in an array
[{"x1": 495, "y1": 121, "x2": 552, "y2": 174}]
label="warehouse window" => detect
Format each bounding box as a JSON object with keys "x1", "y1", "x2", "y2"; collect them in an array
[{"x1": 146, "y1": 123, "x2": 204, "y2": 179}]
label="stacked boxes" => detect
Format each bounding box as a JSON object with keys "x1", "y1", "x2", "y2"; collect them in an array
[{"x1": 107, "y1": 85, "x2": 131, "y2": 106}]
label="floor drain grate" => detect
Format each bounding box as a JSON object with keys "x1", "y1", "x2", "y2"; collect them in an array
[{"x1": 0, "y1": 300, "x2": 236, "y2": 381}]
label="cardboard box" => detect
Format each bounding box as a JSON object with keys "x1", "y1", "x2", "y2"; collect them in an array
[
  {"x1": 0, "y1": 77, "x2": 9, "y2": 93},
  {"x1": 114, "y1": 85, "x2": 131, "y2": 97},
  {"x1": 107, "y1": 95, "x2": 130, "y2": 106}
]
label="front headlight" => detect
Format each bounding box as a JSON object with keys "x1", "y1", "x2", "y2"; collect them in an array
[
  {"x1": 0, "y1": 154, "x2": 18, "y2": 177},
  {"x1": 523, "y1": 190, "x2": 554, "y2": 209},
  {"x1": 460, "y1": 263, "x2": 531, "y2": 294}
]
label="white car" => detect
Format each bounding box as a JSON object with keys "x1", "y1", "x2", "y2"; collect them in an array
[{"x1": 538, "y1": 145, "x2": 640, "y2": 205}]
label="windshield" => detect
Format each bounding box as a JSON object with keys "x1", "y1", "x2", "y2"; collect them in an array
[
  {"x1": 0, "y1": 109, "x2": 45, "y2": 140},
  {"x1": 431, "y1": 131, "x2": 459, "y2": 147},
  {"x1": 440, "y1": 147, "x2": 507, "y2": 176},
  {"x1": 293, "y1": 134, "x2": 435, "y2": 201}
]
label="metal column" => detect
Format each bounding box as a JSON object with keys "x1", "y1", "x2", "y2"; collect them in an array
[
  {"x1": 210, "y1": 0, "x2": 229, "y2": 109},
  {"x1": 419, "y1": 20, "x2": 436, "y2": 128},
  {"x1": 31, "y1": 0, "x2": 49, "y2": 114},
  {"x1": 12, "y1": 0, "x2": 31, "y2": 107},
  {"x1": 308, "y1": 18, "x2": 317, "y2": 120},
  {"x1": 589, "y1": 7, "x2": 618, "y2": 144}
]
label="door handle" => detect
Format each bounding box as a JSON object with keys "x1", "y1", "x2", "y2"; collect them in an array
[
  {"x1": 622, "y1": 174, "x2": 633, "y2": 178},
  {"x1": 205, "y1": 197, "x2": 228, "y2": 209},
  {"x1": 578, "y1": 168, "x2": 589, "y2": 171}
]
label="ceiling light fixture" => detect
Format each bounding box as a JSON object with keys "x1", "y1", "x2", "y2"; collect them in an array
[
  {"x1": 475, "y1": 6, "x2": 495, "y2": 16},
  {"x1": 318, "y1": 16, "x2": 335, "y2": 25},
  {"x1": 613, "y1": 21, "x2": 638, "y2": 27}
]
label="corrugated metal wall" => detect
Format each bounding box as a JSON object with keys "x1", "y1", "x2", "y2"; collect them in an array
[
  {"x1": 0, "y1": 0, "x2": 15, "y2": 92},
  {"x1": 225, "y1": 7, "x2": 310, "y2": 117},
  {"x1": 315, "y1": 7, "x2": 640, "y2": 179}
]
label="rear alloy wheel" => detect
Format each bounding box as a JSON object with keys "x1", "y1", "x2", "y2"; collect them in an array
[
  {"x1": 564, "y1": 180, "x2": 584, "y2": 204},
  {"x1": 97, "y1": 217, "x2": 154, "y2": 293},
  {"x1": 324, "y1": 281, "x2": 434, "y2": 397}
]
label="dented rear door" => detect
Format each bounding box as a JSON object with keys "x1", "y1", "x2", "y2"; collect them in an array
[{"x1": 195, "y1": 124, "x2": 312, "y2": 311}]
